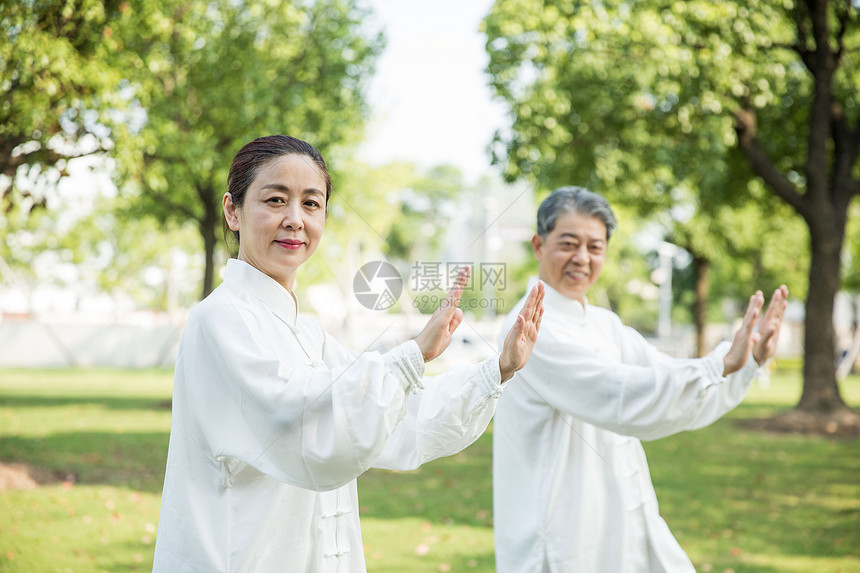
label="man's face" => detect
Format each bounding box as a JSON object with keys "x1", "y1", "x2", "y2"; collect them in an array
[{"x1": 532, "y1": 210, "x2": 607, "y2": 303}]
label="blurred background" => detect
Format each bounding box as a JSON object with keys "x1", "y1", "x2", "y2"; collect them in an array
[
  {"x1": 2, "y1": 2, "x2": 860, "y2": 571},
  {"x1": 2, "y1": 0, "x2": 859, "y2": 414}
]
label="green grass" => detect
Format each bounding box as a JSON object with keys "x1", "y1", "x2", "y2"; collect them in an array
[{"x1": 0, "y1": 366, "x2": 859, "y2": 572}]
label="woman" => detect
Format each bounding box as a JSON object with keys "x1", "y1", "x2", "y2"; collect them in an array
[{"x1": 152, "y1": 135, "x2": 544, "y2": 572}]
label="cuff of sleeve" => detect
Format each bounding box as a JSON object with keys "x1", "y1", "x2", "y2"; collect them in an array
[
  {"x1": 707, "y1": 341, "x2": 767, "y2": 386},
  {"x1": 385, "y1": 340, "x2": 426, "y2": 393},
  {"x1": 743, "y1": 356, "x2": 769, "y2": 388},
  {"x1": 703, "y1": 348, "x2": 728, "y2": 384},
  {"x1": 477, "y1": 358, "x2": 505, "y2": 399}
]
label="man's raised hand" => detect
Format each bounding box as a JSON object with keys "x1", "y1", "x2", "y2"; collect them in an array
[
  {"x1": 723, "y1": 285, "x2": 789, "y2": 376},
  {"x1": 753, "y1": 285, "x2": 789, "y2": 365}
]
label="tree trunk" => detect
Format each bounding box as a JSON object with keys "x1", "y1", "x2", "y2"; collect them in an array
[
  {"x1": 199, "y1": 185, "x2": 220, "y2": 300},
  {"x1": 797, "y1": 219, "x2": 848, "y2": 412},
  {"x1": 693, "y1": 255, "x2": 710, "y2": 358}
]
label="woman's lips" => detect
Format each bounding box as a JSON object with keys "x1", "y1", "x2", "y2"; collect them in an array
[{"x1": 275, "y1": 239, "x2": 304, "y2": 250}]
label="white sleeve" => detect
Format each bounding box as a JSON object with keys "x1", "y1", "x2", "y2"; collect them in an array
[
  {"x1": 507, "y1": 324, "x2": 761, "y2": 441},
  {"x1": 372, "y1": 358, "x2": 504, "y2": 471},
  {"x1": 179, "y1": 306, "x2": 425, "y2": 492}
]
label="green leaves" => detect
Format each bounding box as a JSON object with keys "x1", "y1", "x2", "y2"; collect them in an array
[
  {"x1": 0, "y1": 0, "x2": 124, "y2": 211},
  {"x1": 483, "y1": 0, "x2": 856, "y2": 290},
  {"x1": 1, "y1": 0, "x2": 385, "y2": 302},
  {"x1": 107, "y1": 0, "x2": 384, "y2": 297}
]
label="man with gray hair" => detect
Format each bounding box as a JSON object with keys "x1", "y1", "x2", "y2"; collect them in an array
[{"x1": 493, "y1": 186, "x2": 788, "y2": 572}]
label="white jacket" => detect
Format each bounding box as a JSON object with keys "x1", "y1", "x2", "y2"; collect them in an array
[
  {"x1": 493, "y1": 278, "x2": 763, "y2": 573},
  {"x1": 153, "y1": 259, "x2": 504, "y2": 572}
]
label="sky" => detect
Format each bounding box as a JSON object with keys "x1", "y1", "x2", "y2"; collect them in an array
[{"x1": 357, "y1": 0, "x2": 508, "y2": 182}]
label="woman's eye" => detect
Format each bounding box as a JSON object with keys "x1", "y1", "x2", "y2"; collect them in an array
[
  {"x1": 304, "y1": 200, "x2": 320, "y2": 208},
  {"x1": 267, "y1": 197, "x2": 285, "y2": 204}
]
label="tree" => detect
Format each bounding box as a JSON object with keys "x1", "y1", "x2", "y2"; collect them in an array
[
  {"x1": 111, "y1": 0, "x2": 383, "y2": 298},
  {"x1": 0, "y1": 0, "x2": 125, "y2": 213},
  {"x1": 305, "y1": 160, "x2": 465, "y2": 311},
  {"x1": 483, "y1": 0, "x2": 860, "y2": 429},
  {"x1": 64, "y1": 196, "x2": 205, "y2": 312},
  {"x1": 482, "y1": 1, "x2": 796, "y2": 359}
]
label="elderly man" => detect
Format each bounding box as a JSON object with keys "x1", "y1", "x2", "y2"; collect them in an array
[{"x1": 493, "y1": 187, "x2": 788, "y2": 573}]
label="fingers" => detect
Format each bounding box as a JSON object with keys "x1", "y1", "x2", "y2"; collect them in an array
[
  {"x1": 438, "y1": 266, "x2": 470, "y2": 317},
  {"x1": 746, "y1": 291, "x2": 764, "y2": 321},
  {"x1": 761, "y1": 284, "x2": 788, "y2": 325},
  {"x1": 757, "y1": 285, "x2": 788, "y2": 340},
  {"x1": 519, "y1": 281, "x2": 545, "y2": 325},
  {"x1": 740, "y1": 291, "x2": 763, "y2": 333},
  {"x1": 508, "y1": 314, "x2": 525, "y2": 340},
  {"x1": 753, "y1": 285, "x2": 788, "y2": 363},
  {"x1": 448, "y1": 308, "x2": 464, "y2": 335}
]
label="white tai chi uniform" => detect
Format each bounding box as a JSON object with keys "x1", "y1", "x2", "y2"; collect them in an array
[
  {"x1": 493, "y1": 278, "x2": 765, "y2": 573},
  {"x1": 154, "y1": 259, "x2": 504, "y2": 572}
]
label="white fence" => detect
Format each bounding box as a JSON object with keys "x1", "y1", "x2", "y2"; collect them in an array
[
  {"x1": 0, "y1": 320, "x2": 184, "y2": 369},
  {"x1": 0, "y1": 310, "x2": 808, "y2": 371}
]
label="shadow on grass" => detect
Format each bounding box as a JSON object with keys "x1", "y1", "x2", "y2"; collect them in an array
[
  {"x1": 366, "y1": 549, "x2": 496, "y2": 573},
  {"x1": 0, "y1": 431, "x2": 168, "y2": 493},
  {"x1": 646, "y1": 405, "x2": 860, "y2": 565},
  {"x1": 0, "y1": 394, "x2": 171, "y2": 411},
  {"x1": 359, "y1": 432, "x2": 495, "y2": 528}
]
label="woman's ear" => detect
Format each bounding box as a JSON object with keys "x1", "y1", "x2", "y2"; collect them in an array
[{"x1": 223, "y1": 192, "x2": 240, "y2": 232}]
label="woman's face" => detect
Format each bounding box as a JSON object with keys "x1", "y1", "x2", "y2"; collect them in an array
[{"x1": 223, "y1": 154, "x2": 327, "y2": 290}]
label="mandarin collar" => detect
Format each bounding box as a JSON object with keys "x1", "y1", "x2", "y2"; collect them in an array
[
  {"x1": 223, "y1": 258, "x2": 299, "y2": 325},
  {"x1": 528, "y1": 276, "x2": 588, "y2": 325}
]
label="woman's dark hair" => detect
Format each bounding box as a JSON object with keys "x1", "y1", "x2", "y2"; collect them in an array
[{"x1": 224, "y1": 135, "x2": 332, "y2": 242}]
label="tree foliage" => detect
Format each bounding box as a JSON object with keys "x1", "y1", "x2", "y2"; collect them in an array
[
  {"x1": 483, "y1": 0, "x2": 860, "y2": 415},
  {"x1": 0, "y1": 0, "x2": 126, "y2": 212},
  {"x1": 106, "y1": 0, "x2": 384, "y2": 298},
  {"x1": 299, "y1": 160, "x2": 467, "y2": 312}
]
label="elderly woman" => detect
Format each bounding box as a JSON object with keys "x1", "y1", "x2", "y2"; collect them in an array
[{"x1": 153, "y1": 134, "x2": 544, "y2": 572}]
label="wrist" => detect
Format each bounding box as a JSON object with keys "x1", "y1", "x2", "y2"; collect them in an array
[
  {"x1": 412, "y1": 336, "x2": 430, "y2": 362},
  {"x1": 498, "y1": 359, "x2": 515, "y2": 383}
]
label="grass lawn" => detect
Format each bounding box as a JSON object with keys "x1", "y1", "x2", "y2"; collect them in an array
[{"x1": 0, "y1": 366, "x2": 858, "y2": 572}]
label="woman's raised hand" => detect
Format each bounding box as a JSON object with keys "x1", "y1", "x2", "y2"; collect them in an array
[
  {"x1": 498, "y1": 281, "x2": 545, "y2": 382},
  {"x1": 413, "y1": 268, "x2": 470, "y2": 362}
]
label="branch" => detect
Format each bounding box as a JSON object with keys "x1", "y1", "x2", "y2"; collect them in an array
[
  {"x1": 733, "y1": 108, "x2": 808, "y2": 217},
  {"x1": 847, "y1": 117, "x2": 860, "y2": 200},
  {"x1": 793, "y1": 2, "x2": 817, "y2": 75},
  {"x1": 833, "y1": 0, "x2": 854, "y2": 64},
  {"x1": 852, "y1": 116, "x2": 860, "y2": 157},
  {"x1": 145, "y1": 187, "x2": 198, "y2": 222}
]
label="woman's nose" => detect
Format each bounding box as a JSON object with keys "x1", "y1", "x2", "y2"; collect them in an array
[{"x1": 281, "y1": 203, "x2": 304, "y2": 229}]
